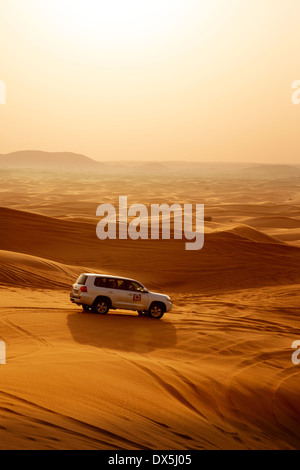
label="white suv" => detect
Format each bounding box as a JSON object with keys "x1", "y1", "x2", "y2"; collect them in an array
[{"x1": 70, "y1": 273, "x2": 172, "y2": 319}]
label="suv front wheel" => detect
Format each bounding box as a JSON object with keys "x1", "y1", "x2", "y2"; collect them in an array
[{"x1": 148, "y1": 302, "x2": 165, "y2": 319}]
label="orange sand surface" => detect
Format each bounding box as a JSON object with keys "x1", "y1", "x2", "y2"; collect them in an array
[{"x1": 0, "y1": 168, "x2": 299, "y2": 449}]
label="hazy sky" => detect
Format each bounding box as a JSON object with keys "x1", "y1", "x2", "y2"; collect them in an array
[{"x1": 1, "y1": 0, "x2": 300, "y2": 163}]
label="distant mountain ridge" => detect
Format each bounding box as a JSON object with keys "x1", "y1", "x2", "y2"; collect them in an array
[
  {"x1": 0, "y1": 150, "x2": 101, "y2": 170},
  {"x1": 242, "y1": 164, "x2": 300, "y2": 177},
  {"x1": 0, "y1": 150, "x2": 299, "y2": 176}
]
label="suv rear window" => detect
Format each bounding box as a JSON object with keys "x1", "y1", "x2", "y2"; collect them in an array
[{"x1": 76, "y1": 274, "x2": 88, "y2": 285}]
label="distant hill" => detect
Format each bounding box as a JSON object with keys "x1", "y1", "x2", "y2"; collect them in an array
[
  {"x1": 0, "y1": 150, "x2": 102, "y2": 170},
  {"x1": 0, "y1": 153, "x2": 252, "y2": 175},
  {"x1": 241, "y1": 164, "x2": 300, "y2": 178},
  {"x1": 0, "y1": 151, "x2": 299, "y2": 177}
]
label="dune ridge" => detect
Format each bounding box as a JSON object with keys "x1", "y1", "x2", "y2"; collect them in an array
[
  {"x1": 0, "y1": 250, "x2": 84, "y2": 289},
  {"x1": 1, "y1": 207, "x2": 300, "y2": 293},
  {"x1": 243, "y1": 216, "x2": 300, "y2": 229}
]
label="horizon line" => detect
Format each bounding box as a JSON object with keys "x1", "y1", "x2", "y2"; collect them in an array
[{"x1": 0, "y1": 149, "x2": 299, "y2": 166}]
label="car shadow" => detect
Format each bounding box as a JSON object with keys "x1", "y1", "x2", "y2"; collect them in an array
[{"x1": 67, "y1": 310, "x2": 177, "y2": 354}]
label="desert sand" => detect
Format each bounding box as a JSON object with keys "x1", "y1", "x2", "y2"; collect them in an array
[{"x1": 0, "y1": 162, "x2": 300, "y2": 450}]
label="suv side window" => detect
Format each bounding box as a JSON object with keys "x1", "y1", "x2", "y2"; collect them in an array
[
  {"x1": 94, "y1": 277, "x2": 108, "y2": 287},
  {"x1": 94, "y1": 277, "x2": 145, "y2": 292},
  {"x1": 115, "y1": 279, "x2": 127, "y2": 290},
  {"x1": 107, "y1": 279, "x2": 119, "y2": 289},
  {"x1": 94, "y1": 277, "x2": 127, "y2": 290}
]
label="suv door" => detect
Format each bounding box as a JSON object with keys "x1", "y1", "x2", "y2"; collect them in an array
[
  {"x1": 93, "y1": 277, "x2": 124, "y2": 308},
  {"x1": 107, "y1": 278, "x2": 131, "y2": 308},
  {"x1": 121, "y1": 280, "x2": 149, "y2": 311}
]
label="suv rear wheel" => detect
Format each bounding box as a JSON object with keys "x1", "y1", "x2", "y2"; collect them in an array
[
  {"x1": 138, "y1": 310, "x2": 149, "y2": 316},
  {"x1": 148, "y1": 302, "x2": 165, "y2": 319},
  {"x1": 92, "y1": 298, "x2": 110, "y2": 315}
]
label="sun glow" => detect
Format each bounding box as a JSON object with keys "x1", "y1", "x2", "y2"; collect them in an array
[
  {"x1": 30, "y1": 0, "x2": 197, "y2": 48},
  {"x1": 2, "y1": 0, "x2": 221, "y2": 65}
]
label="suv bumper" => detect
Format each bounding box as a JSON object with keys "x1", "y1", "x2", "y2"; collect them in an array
[{"x1": 70, "y1": 293, "x2": 93, "y2": 306}]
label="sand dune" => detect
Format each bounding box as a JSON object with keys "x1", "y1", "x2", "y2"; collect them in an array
[
  {"x1": 207, "y1": 223, "x2": 284, "y2": 244},
  {"x1": 0, "y1": 169, "x2": 300, "y2": 450},
  {"x1": 267, "y1": 229, "x2": 300, "y2": 244},
  {"x1": 1, "y1": 207, "x2": 300, "y2": 293},
  {"x1": 0, "y1": 250, "x2": 83, "y2": 289},
  {"x1": 243, "y1": 216, "x2": 300, "y2": 229},
  {"x1": 0, "y1": 285, "x2": 299, "y2": 450}
]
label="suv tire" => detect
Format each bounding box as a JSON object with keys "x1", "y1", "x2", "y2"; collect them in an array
[
  {"x1": 148, "y1": 302, "x2": 165, "y2": 319},
  {"x1": 92, "y1": 298, "x2": 110, "y2": 315}
]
